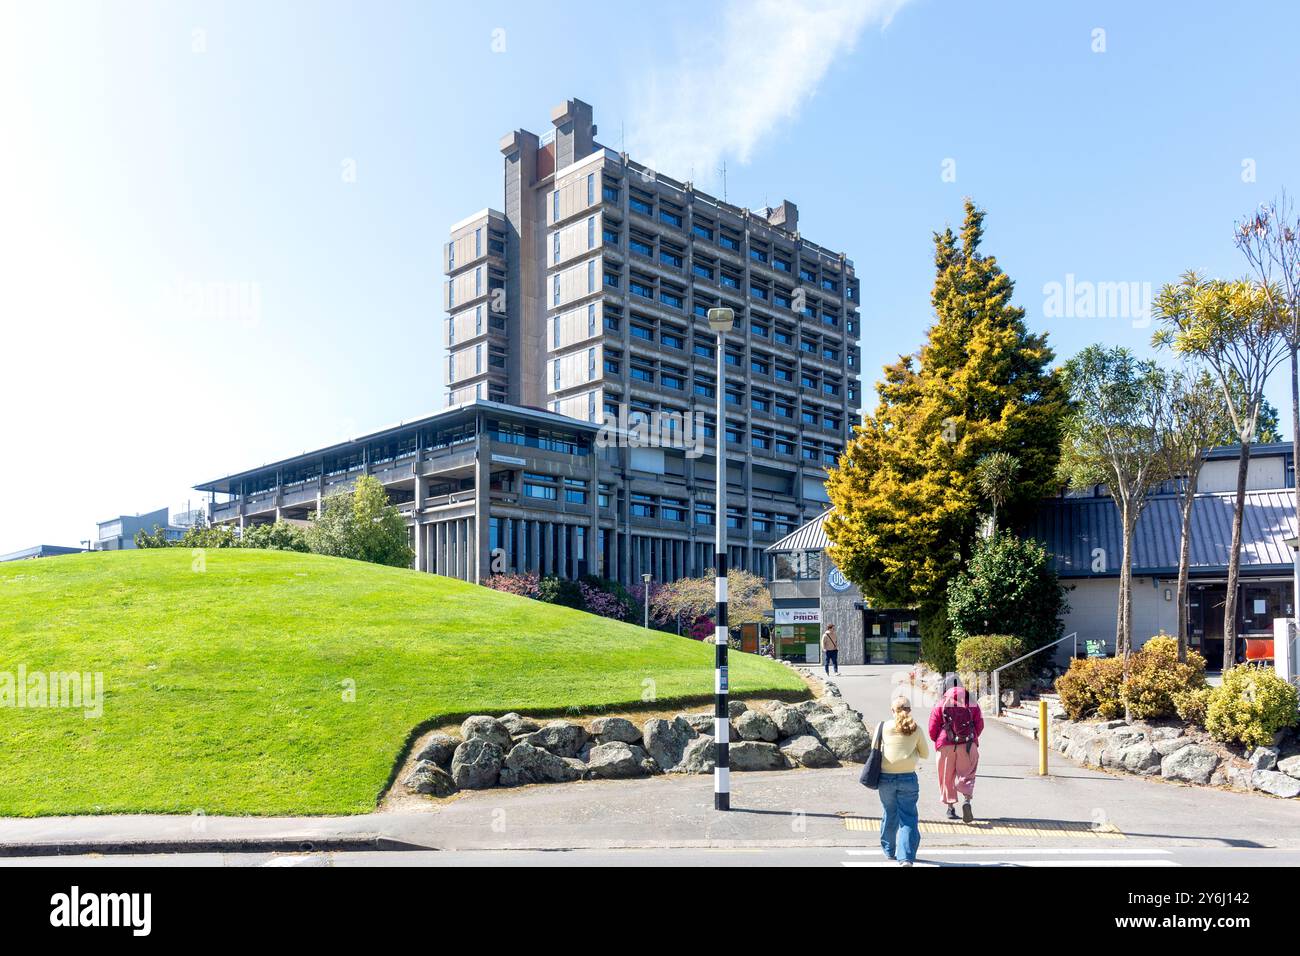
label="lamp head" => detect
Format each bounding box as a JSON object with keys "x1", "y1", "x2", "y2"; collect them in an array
[{"x1": 707, "y1": 307, "x2": 735, "y2": 333}]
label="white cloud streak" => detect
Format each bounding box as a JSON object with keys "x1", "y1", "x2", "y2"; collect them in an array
[{"x1": 628, "y1": 0, "x2": 911, "y2": 187}]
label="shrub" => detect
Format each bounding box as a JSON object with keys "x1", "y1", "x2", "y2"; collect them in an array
[
  {"x1": 484, "y1": 573, "x2": 540, "y2": 600},
  {"x1": 956, "y1": 634, "x2": 1028, "y2": 689},
  {"x1": 179, "y1": 523, "x2": 240, "y2": 549},
  {"x1": 306, "y1": 475, "x2": 413, "y2": 568},
  {"x1": 1174, "y1": 686, "x2": 1213, "y2": 726},
  {"x1": 1205, "y1": 666, "x2": 1300, "y2": 748},
  {"x1": 1055, "y1": 656, "x2": 1124, "y2": 720},
  {"x1": 1121, "y1": 636, "x2": 1207, "y2": 720},
  {"x1": 537, "y1": 575, "x2": 584, "y2": 609},
  {"x1": 577, "y1": 580, "x2": 631, "y2": 621},
  {"x1": 919, "y1": 601, "x2": 956, "y2": 673},
  {"x1": 239, "y1": 521, "x2": 309, "y2": 553},
  {"x1": 947, "y1": 534, "x2": 1069, "y2": 652}
]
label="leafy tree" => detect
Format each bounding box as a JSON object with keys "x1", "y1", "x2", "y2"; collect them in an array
[
  {"x1": 133, "y1": 524, "x2": 173, "y2": 549},
  {"x1": 1153, "y1": 273, "x2": 1289, "y2": 669},
  {"x1": 537, "y1": 575, "x2": 584, "y2": 609},
  {"x1": 946, "y1": 533, "x2": 1068, "y2": 653},
  {"x1": 826, "y1": 200, "x2": 1068, "y2": 668},
  {"x1": 240, "y1": 521, "x2": 310, "y2": 553},
  {"x1": 179, "y1": 522, "x2": 239, "y2": 549},
  {"x1": 1058, "y1": 345, "x2": 1168, "y2": 658},
  {"x1": 306, "y1": 474, "x2": 414, "y2": 568},
  {"x1": 1157, "y1": 368, "x2": 1234, "y2": 660},
  {"x1": 652, "y1": 569, "x2": 772, "y2": 634}
]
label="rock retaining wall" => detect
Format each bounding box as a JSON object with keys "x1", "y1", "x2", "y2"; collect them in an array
[
  {"x1": 400, "y1": 687, "x2": 867, "y2": 799},
  {"x1": 1048, "y1": 715, "x2": 1300, "y2": 799}
]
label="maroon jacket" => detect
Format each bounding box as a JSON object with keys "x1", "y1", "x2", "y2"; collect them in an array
[{"x1": 928, "y1": 686, "x2": 984, "y2": 749}]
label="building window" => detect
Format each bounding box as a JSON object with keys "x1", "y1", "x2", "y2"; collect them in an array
[
  {"x1": 587, "y1": 216, "x2": 595, "y2": 249},
  {"x1": 553, "y1": 190, "x2": 561, "y2": 222},
  {"x1": 553, "y1": 275, "x2": 561, "y2": 306},
  {"x1": 630, "y1": 279, "x2": 654, "y2": 300},
  {"x1": 630, "y1": 194, "x2": 653, "y2": 215},
  {"x1": 475, "y1": 227, "x2": 482, "y2": 257},
  {"x1": 447, "y1": 316, "x2": 454, "y2": 346},
  {"x1": 603, "y1": 183, "x2": 620, "y2": 204},
  {"x1": 587, "y1": 173, "x2": 594, "y2": 206},
  {"x1": 475, "y1": 305, "x2": 482, "y2": 335},
  {"x1": 588, "y1": 303, "x2": 596, "y2": 337},
  {"x1": 693, "y1": 221, "x2": 714, "y2": 241},
  {"x1": 553, "y1": 315, "x2": 561, "y2": 347},
  {"x1": 553, "y1": 232, "x2": 561, "y2": 264},
  {"x1": 588, "y1": 347, "x2": 596, "y2": 381},
  {"x1": 475, "y1": 344, "x2": 482, "y2": 373},
  {"x1": 475, "y1": 267, "x2": 482, "y2": 296}
]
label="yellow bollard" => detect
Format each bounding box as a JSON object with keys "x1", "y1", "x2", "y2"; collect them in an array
[{"x1": 1038, "y1": 699, "x2": 1049, "y2": 775}]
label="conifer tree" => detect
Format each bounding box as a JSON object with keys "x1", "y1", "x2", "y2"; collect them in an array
[{"x1": 825, "y1": 200, "x2": 1067, "y2": 669}]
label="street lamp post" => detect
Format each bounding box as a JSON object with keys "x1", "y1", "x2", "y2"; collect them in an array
[
  {"x1": 642, "y1": 572, "x2": 652, "y2": 630},
  {"x1": 707, "y1": 306, "x2": 734, "y2": 811}
]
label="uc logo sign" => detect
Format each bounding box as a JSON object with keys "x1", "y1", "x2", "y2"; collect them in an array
[{"x1": 827, "y1": 567, "x2": 851, "y2": 592}]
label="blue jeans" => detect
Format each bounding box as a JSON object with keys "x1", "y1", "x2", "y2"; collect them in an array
[
  {"x1": 878, "y1": 771, "x2": 920, "y2": 863},
  {"x1": 823, "y1": 649, "x2": 838, "y2": 674}
]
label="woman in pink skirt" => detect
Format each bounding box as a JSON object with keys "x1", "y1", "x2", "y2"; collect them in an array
[{"x1": 928, "y1": 679, "x2": 984, "y2": 822}]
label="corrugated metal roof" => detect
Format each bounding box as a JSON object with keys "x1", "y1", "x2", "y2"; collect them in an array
[
  {"x1": 767, "y1": 509, "x2": 833, "y2": 553},
  {"x1": 1029, "y1": 490, "x2": 1298, "y2": 576}
]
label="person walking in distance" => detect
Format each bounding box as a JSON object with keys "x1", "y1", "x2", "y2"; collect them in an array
[
  {"x1": 928, "y1": 677, "x2": 983, "y2": 822},
  {"x1": 876, "y1": 696, "x2": 929, "y2": 866},
  {"x1": 821, "y1": 623, "x2": 839, "y2": 676}
]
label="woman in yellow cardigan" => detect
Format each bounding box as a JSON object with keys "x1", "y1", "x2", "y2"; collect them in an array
[{"x1": 876, "y1": 696, "x2": 930, "y2": 865}]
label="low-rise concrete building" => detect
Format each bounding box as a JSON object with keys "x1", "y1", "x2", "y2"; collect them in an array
[{"x1": 95, "y1": 508, "x2": 184, "y2": 550}]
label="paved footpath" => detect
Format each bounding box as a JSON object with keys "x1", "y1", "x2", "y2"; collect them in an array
[{"x1": 1, "y1": 665, "x2": 1297, "y2": 861}]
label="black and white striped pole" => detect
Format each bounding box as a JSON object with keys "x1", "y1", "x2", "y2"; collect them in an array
[{"x1": 707, "y1": 306, "x2": 734, "y2": 811}]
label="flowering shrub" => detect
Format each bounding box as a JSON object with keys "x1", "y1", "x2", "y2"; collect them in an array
[
  {"x1": 484, "y1": 573, "x2": 540, "y2": 600},
  {"x1": 688, "y1": 615, "x2": 714, "y2": 641},
  {"x1": 1205, "y1": 666, "x2": 1300, "y2": 748},
  {"x1": 580, "y1": 581, "x2": 630, "y2": 621}
]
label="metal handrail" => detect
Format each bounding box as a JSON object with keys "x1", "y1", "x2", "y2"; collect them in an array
[{"x1": 990, "y1": 632, "x2": 1078, "y2": 717}]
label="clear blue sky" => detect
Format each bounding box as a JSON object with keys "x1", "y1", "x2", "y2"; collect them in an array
[{"x1": 2, "y1": 0, "x2": 1297, "y2": 554}]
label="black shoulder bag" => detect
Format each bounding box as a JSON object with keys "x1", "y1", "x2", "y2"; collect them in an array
[{"x1": 858, "y1": 721, "x2": 885, "y2": 789}]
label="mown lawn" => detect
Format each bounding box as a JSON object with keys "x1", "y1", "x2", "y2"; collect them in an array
[{"x1": 0, "y1": 549, "x2": 805, "y2": 816}]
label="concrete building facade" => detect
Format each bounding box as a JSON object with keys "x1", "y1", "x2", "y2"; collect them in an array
[{"x1": 198, "y1": 97, "x2": 860, "y2": 588}]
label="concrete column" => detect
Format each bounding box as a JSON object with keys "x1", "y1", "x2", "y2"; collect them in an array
[
  {"x1": 413, "y1": 478, "x2": 426, "y2": 572},
  {"x1": 515, "y1": 518, "x2": 526, "y2": 573},
  {"x1": 530, "y1": 520, "x2": 541, "y2": 575}
]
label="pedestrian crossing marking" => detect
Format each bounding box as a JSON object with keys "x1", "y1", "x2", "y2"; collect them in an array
[{"x1": 841, "y1": 816, "x2": 1125, "y2": 838}]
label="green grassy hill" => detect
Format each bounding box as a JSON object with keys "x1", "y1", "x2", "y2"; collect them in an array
[{"x1": 0, "y1": 549, "x2": 805, "y2": 816}]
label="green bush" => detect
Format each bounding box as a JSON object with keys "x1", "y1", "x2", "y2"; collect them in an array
[
  {"x1": 240, "y1": 521, "x2": 310, "y2": 553},
  {"x1": 947, "y1": 534, "x2": 1069, "y2": 652},
  {"x1": 537, "y1": 575, "x2": 584, "y2": 609},
  {"x1": 1121, "y1": 636, "x2": 1207, "y2": 720},
  {"x1": 919, "y1": 600, "x2": 956, "y2": 673},
  {"x1": 1205, "y1": 666, "x2": 1300, "y2": 748},
  {"x1": 1174, "y1": 686, "x2": 1213, "y2": 726},
  {"x1": 1055, "y1": 656, "x2": 1125, "y2": 720},
  {"x1": 956, "y1": 634, "x2": 1028, "y2": 689}
]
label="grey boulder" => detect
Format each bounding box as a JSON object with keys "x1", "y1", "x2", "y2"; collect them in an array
[
  {"x1": 523, "y1": 720, "x2": 589, "y2": 758},
  {"x1": 729, "y1": 741, "x2": 786, "y2": 771},
  {"x1": 680, "y1": 713, "x2": 715, "y2": 735},
  {"x1": 460, "y1": 715, "x2": 513, "y2": 752},
  {"x1": 807, "y1": 708, "x2": 872, "y2": 762},
  {"x1": 1160, "y1": 745, "x2": 1220, "y2": 785},
  {"x1": 1249, "y1": 746, "x2": 1280, "y2": 772},
  {"x1": 727, "y1": 700, "x2": 748, "y2": 718},
  {"x1": 1114, "y1": 743, "x2": 1162, "y2": 776},
  {"x1": 414, "y1": 733, "x2": 461, "y2": 767},
  {"x1": 734, "y1": 710, "x2": 779, "y2": 742},
  {"x1": 450, "y1": 738, "x2": 504, "y2": 790},
  {"x1": 498, "y1": 712, "x2": 540, "y2": 736},
  {"x1": 766, "y1": 702, "x2": 807, "y2": 738},
  {"x1": 1252, "y1": 769, "x2": 1300, "y2": 798},
  {"x1": 499, "y1": 742, "x2": 584, "y2": 786},
  {"x1": 644, "y1": 716, "x2": 697, "y2": 771},
  {"x1": 1277, "y1": 754, "x2": 1300, "y2": 779},
  {"x1": 587, "y1": 742, "x2": 650, "y2": 779},
  {"x1": 589, "y1": 716, "x2": 642, "y2": 744},
  {"x1": 780, "y1": 734, "x2": 838, "y2": 768},
  {"x1": 402, "y1": 760, "x2": 457, "y2": 797},
  {"x1": 675, "y1": 736, "x2": 718, "y2": 774}
]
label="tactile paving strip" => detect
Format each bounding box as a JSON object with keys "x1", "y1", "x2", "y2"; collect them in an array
[{"x1": 842, "y1": 817, "x2": 1125, "y2": 838}]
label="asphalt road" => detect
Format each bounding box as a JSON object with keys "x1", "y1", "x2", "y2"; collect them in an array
[{"x1": 3, "y1": 845, "x2": 1299, "y2": 867}]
